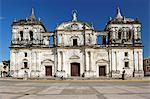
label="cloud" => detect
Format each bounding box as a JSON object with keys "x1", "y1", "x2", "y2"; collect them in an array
[{"x1": 0, "y1": 17, "x2": 4, "y2": 20}]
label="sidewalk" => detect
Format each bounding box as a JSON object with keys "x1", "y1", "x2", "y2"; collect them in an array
[{"x1": 0, "y1": 77, "x2": 149, "y2": 83}]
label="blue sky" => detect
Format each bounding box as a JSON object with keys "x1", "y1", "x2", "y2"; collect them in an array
[{"x1": 0, "y1": 0, "x2": 149, "y2": 61}]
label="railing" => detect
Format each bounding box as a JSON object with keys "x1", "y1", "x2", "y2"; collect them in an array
[
  {"x1": 11, "y1": 40, "x2": 43, "y2": 45},
  {"x1": 11, "y1": 40, "x2": 55, "y2": 48}
]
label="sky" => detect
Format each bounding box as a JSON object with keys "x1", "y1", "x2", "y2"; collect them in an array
[{"x1": 0, "y1": 0, "x2": 149, "y2": 61}]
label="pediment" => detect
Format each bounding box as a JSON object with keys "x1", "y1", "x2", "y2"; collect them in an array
[
  {"x1": 96, "y1": 59, "x2": 108, "y2": 64},
  {"x1": 22, "y1": 59, "x2": 28, "y2": 62},
  {"x1": 41, "y1": 59, "x2": 54, "y2": 64},
  {"x1": 124, "y1": 58, "x2": 129, "y2": 61},
  {"x1": 56, "y1": 21, "x2": 93, "y2": 30},
  {"x1": 70, "y1": 55, "x2": 80, "y2": 59}
]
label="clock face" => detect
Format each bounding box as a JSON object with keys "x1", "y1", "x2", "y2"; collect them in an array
[{"x1": 71, "y1": 24, "x2": 79, "y2": 30}]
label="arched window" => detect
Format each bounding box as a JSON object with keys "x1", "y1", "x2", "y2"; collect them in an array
[
  {"x1": 118, "y1": 30, "x2": 122, "y2": 39},
  {"x1": 103, "y1": 36, "x2": 106, "y2": 45},
  {"x1": 126, "y1": 30, "x2": 132, "y2": 39},
  {"x1": 24, "y1": 52, "x2": 27, "y2": 57},
  {"x1": 22, "y1": 59, "x2": 28, "y2": 69},
  {"x1": 20, "y1": 31, "x2": 23, "y2": 41},
  {"x1": 29, "y1": 31, "x2": 33, "y2": 41},
  {"x1": 129, "y1": 30, "x2": 132, "y2": 39}
]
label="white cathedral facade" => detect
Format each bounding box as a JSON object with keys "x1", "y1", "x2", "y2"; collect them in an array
[{"x1": 10, "y1": 8, "x2": 144, "y2": 78}]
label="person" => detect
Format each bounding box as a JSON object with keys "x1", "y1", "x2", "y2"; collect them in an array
[
  {"x1": 82, "y1": 73, "x2": 85, "y2": 77},
  {"x1": 122, "y1": 68, "x2": 125, "y2": 80},
  {"x1": 60, "y1": 76, "x2": 63, "y2": 80}
]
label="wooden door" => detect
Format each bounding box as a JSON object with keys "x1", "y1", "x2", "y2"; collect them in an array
[
  {"x1": 45, "y1": 66, "x2": 52, "y2": 76},
  {"x1": 71, "y1": 63, "x2": 80, "y2": 76},
  {"x1": 99, "y1": 66, "x2": 106, "y2": 76}
]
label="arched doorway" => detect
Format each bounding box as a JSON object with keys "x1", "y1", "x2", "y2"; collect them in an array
[{"x1": 71, "y1": 63, "x2": 80, "y2": 76}]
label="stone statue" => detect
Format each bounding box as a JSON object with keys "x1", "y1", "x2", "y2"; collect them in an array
[{"x1": 72, "y1": 10, "x2": 77, "y2": 21}]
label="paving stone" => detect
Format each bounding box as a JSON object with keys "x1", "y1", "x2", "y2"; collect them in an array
[
  {"x1": 0, "y1": 94, "x2": 21, "y2": 99},
  {"x1": 103, "y1": 94, "x2": 146, "y2": 99},
  {"x1": 38, "y1": 86, "x2": 64, "y2": 95},
  {"x1": 0, "y1": 86, "x2": 35, "y2": 93},
  {"x1": 93, "y1": 86, "x2": 128, "y2": 94},
  {"x1": 116, "y1": 86, "x2": 150, "y2": 93},
  {"x1": 0, "y1": 80, "x2": 149, "y2": 99},
  {"x1": 19, "y1": 95, "x2": 99, "y2": 99},
  {"x1": 139, "y1": 94, "x2": 150, "y2": 99}
]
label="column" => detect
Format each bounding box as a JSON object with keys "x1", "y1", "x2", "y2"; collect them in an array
[
  {"x1": 57, "y1": 51, "x2": 62, "y2": 71},
  {"x1": 15, "y1": 51, "x2": 19, "y2": 77},
  {"x1": 56, "y1": 49, "x2": 58, "y2": 72},
  {"x1": 124, "y1": 28, "x2": 127, "y2": 39},
  {"x1": 58, "y1": 35, "x2": 62, "y2": 46},
  {"x1": 115, "y1": 52, "x2": 117, "y2": 71},
  {"x1": 36, "y1": 52, "x2": 41, "y2": 71},
  {"x1": 134, "y1": 51, "x2": 138, "y2": 71},
  {"x1": 137, "y1": 51, "x2": 139, "y2": 71},
  {"x1": 139, "y1": 50, "x2": 144, "y2": 77},
  {"x1": 115, "y1": 28, "x2": 118, "y2": 39},
  {"x1": 133, "y1": 49, "x2": 136, "y2": 72},
  {"x1": 139, "y1": 51, "x2": 143, "y2": 71},
  {"x1": 137, "y1": 27, "x2": 141, "y2": 39},
  {"x1": 54, "y1": 49, "x2": 57, "y2": 72},
  {"x1": 85, "y1": 52, "x2": 88, "y2": 71},
  {"x1": 117, "y1": 52, "x2": 119, "y2": 70},
  {"x1": 84, "y1": 51, "x2": 87, "y2": 71},
  {"x1": 88, "y1": 52, "x2": 91, "y2": 71},
  {"x1": 13, "y1": 32, "x2": 17, "y2": 41},
  {"x1": 111, "y1": 28, "x2": 115, "y2": 39},
  {"x1": 35, "y1": 52, "x2": 37, "y2": 71},
  {"x1": 60, "y1": 51, "x2": 63, "y2": 70},
  {"x1": 62, "y1": 34, "x2": 64, "y2": 45},
  {"x1": 112, "y1": 51, "x2": 116, "y2": 71},
  {"x1": 91, "y1": 52, "x2": 93, "y2": 71},
  {"x1": 14, "y1": 52, "x2": 16, "y2": 76}
]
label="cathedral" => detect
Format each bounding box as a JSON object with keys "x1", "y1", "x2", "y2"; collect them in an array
[{"x1": 10, "y1": 8, "x2": 144, "y2": 78}]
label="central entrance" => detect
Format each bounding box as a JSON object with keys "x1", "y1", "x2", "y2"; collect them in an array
[
  {"x1": 99, "y1": 66, "x2": 106, "y2": 76},
  {"x1": 71, "y1": 63, "x2": 80, "y2": 76},
  {"x1": 45, "y1": 66, "x2": 52, "y2": 76}
]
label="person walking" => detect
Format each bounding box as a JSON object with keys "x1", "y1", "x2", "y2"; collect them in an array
[{"x1": 122, "y1": 68, "x2": 125, "y2": 80}]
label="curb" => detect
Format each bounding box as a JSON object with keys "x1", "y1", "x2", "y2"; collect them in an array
[{"x1": 0, "y1": 78, "x2": 149, "y2": 83}]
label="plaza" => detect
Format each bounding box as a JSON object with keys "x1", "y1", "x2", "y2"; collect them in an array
[{"x1": 0, "y1": 79, "x2": 149, "y2": 99}]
